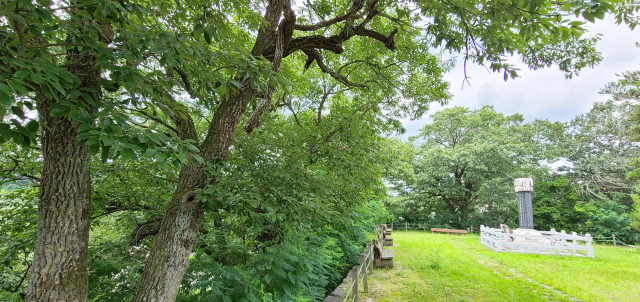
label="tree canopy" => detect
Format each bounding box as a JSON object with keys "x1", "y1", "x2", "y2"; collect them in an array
[{"x1": 408, "y1": 106, "x2": 555, "y2": 223}]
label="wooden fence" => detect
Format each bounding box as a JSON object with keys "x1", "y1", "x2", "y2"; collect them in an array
[
  {"x1": 389, "y1": 222, "x2": 479, "y2": 234},
  {"x1": 591, "y1": 234, "x2": 638, "y2": 248},
  {"x1": 337, "y1": 225, "x2": 383, "y2": 302}
]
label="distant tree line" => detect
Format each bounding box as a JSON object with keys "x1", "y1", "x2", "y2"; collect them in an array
[{"x1": 388, "y1": 78, "x2": 640, "y2": 244}]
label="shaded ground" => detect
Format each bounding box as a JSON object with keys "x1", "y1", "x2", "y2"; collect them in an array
[{"x1": 361, "y1": 231, "x2": 640, "y2": 302}]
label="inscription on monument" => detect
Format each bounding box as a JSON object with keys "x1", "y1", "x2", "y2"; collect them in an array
[{"x1": 514, "y1": 178, "x2": 533, "y2": 192}]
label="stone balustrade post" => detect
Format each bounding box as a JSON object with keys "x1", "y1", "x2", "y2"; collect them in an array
[{"x1": 586, "y1": 234, "x2": 594, "y2": 257}]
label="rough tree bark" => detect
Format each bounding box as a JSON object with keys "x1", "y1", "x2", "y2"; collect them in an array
[
  {"x1": 26, "y1": 100, "x2": 92, "y2": 302},
  {"x1": 26, "y1": 55, "x2": 101, "y2": 302},
  {"x1": 24, "y1": 8, "x2": 112, "y2": 299},
  {"x1": 130, "y1": 88, "x2": 254, "y2": 302}
]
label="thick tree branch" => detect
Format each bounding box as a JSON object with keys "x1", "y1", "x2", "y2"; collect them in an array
[
  {"x1": 161, "y1": 92, "x2": 199, "y2": 142},
  {"x1": 172, "y1": 66, "x2": 192, "y2": 93},
  {"x1": 129, "y1": 218, "x2": 163, "y2": 244},
  {"x1": 245, "y1": 0, "x2": 296, "y2": 136},
  {"x1": 353, "y1": 27, "x2": 397, "y2": 50},
  {"x1": 302, "y1": 49, "x2": 367, "y2": 88},
  {"x1": 91, "y1": 203, "x2": 154, "y2": 220}
]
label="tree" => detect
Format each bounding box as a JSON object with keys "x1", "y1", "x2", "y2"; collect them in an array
[
  {"x1": 1, "y1": 0, "x2": 636, "y2": 301},
  {"x1": 559, "y1": 101, "x2": 640, "y2": 202},
  {"x1": 602, "y1": 55, "x2": 640, "y2": 231},
  {"x1": 532, "y1": 177, "x2": 585, "y2": 231},
  {"x1": 409, "y1": 106, "x2": 552, "y2": 224},
  {"x1": 2, "y1": 1, "x2": 217, "y2": 300}
]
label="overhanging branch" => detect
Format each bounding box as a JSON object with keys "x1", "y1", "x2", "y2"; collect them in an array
[{"x1": 302, "y1": 49, "x2": 367, "y2": 88}]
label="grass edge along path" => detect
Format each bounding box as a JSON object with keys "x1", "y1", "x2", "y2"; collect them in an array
[{"x1": 361, "y1": 231, "x2": 640, "y2": 302}]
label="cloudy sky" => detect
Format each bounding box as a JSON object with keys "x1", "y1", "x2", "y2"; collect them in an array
[{"x1": 401, "y1": 16, "x2": 640, "y2": 140}]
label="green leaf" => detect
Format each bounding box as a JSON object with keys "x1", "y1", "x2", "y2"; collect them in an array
[
  {"x1": 192, "y1": 153, "x2": 204, "y2": 163},
  {"x1": 0, "y1": 83, "x2": 15, "y2": 96},
  {"x1": 19, "y1": 135, "x2": 30, "y2": 147},
  {"x1": 13, "y1": 69, "x2": 31, "y2": 79},
  {"x1": 204, "y1": 30, "x2": 212, "y2": 44},
  {"x1": 83, "y1": 35, "x2": 99, "y2": 49},
  {"x1": 90, "y1": 143, "x2": 100, "y2": 155},
  {"x1": 10, "y1": 106, "x2": 25, "y2": 119},
  {"x1": 0, "y1": 123, "x2": 12, "y2": 140},
  {"x1": 40, "y1": 82, "x2": 54, "y2": 98},
  {"x1": 71, "y1": 110, "x2": 93, "y2": 123},
  {"x1": 120, "y1": 147, "x2": 138, "y2": 160},
  {"x1": 101, "y1": 145, "x2": 111, "y2": 162},
  {"x1": 167, "y1": 54, "x2": 175, "y2": 67},
  {"x1": 50, "y1": 105, "x2": 71, "y2": 117},
  {"x1": 11, "y1": 131, "x2": 24, "y2": 145},
  {"x1": 0, "y1": 90, "x2": 12, "y2": 108},
  {"x1": 230, "y1": 80, "x2": 243, "y2": 88},
  {"x1": 76, "y1": 132, "x2": 93, "y2": 141},
  {"x1": 192, "y1": 24, "x2": 204, "y2": 39},
  {"x1": 211, "y1": 27, "x2": 218, "y2": 41},
  {"x1": 22, "y1": 101, "x2": 33, "y2": 110},
  {"x1": 185, "y1": 143, "x2": 199, "y2": 152},
  {"x1": 25, "y1": 120, "x2": 39, "y2": 133}
]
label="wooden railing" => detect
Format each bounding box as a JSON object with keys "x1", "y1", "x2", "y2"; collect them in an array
[
  {"x1": 337, "y1": 225, "x2": 383, "y2": 302},
  {"x1": 592, "y1": 234, "x2": 638, "y2": 248},
  {"x1": 388, "y1": 222, "x2": 479, "y2": 234},
  {"x1": 342, "y1": 242, "x2": 374, "y2": 302}
]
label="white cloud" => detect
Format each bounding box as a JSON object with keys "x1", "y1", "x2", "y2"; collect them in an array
[{"x1": 402, "y1": 16, "x2": 640, "y2": 140}]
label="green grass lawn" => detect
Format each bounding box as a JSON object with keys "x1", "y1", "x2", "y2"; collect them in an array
[{"x1": 362, "y1": 231, "x2": 640, "y2": 302}]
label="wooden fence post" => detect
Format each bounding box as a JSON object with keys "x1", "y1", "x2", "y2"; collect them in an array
[
  {"x1": 354, "y1": 264, "x2": 359, "y2": 301},
  {"x1": 405, "y1": 222, "x2": 407, "y2": 231},
  {"x1": 368, "y1": 243, "x2": 373, "y2": 274},
  {"x1": 361, "y1": 253, "x2": 368, "y2": 293},
  {"x1": 391, "y1": 221, "x2": 393, "y2": 230},
  {"x1": 612, "y1": 233, "x2": 616, "y2": 247}
]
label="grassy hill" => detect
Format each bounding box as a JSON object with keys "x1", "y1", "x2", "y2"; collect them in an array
[{"x1": 363, "y1": 231, "x2": 640, "y2": 302}]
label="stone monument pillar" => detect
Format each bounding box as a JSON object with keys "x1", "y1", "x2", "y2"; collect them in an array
[{"x1": 514, "y1": 178, "x2": 534, "y2": 229}]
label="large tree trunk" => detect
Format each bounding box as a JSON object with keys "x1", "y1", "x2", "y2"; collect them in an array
[
  {"x1": 26, "y1": 99, "x2": 92, "y2": 302},
  {"x1": 131, "y1": 90, "x2": 254, "y2": 302},
  {"x1": 26, "y1": 33, "x2": 103, "y2": 300}
]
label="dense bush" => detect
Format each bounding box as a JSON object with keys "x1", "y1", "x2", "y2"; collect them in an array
[{"x1": 533, "y1": 177, "x2": 640, "y2": 243}]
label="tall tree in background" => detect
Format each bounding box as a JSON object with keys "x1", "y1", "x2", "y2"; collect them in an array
[
  {"x1": 602, "y1": 57, "x2": 640, "y2": 231},
  {"x1": 1, "y1": 0, "x2": 639, "y2": 301},
  {"x1": 409, "y1": 106, "x2": 553, "y2": 224},
  {"x1": 560, "y1": 101, "x2": 639, "y2": 202}
]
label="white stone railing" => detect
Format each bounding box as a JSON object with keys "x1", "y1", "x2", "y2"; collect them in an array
[{"x1": 480, "y1": 225, "x2": 594, "y2": 257}]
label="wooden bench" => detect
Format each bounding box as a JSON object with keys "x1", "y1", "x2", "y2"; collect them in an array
[
  {"x1": 431, "y1": 228, "x2": 468, "y2": 235},
  {"x1": 382, "y1": 232, "x2": 393, "y2": 246},
  {"x1": 382, "y1": 224, "x2": 392, "y2": 235},
  {"x1": 373, "y1": 239, "x2": 393, "y2": 268}
]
